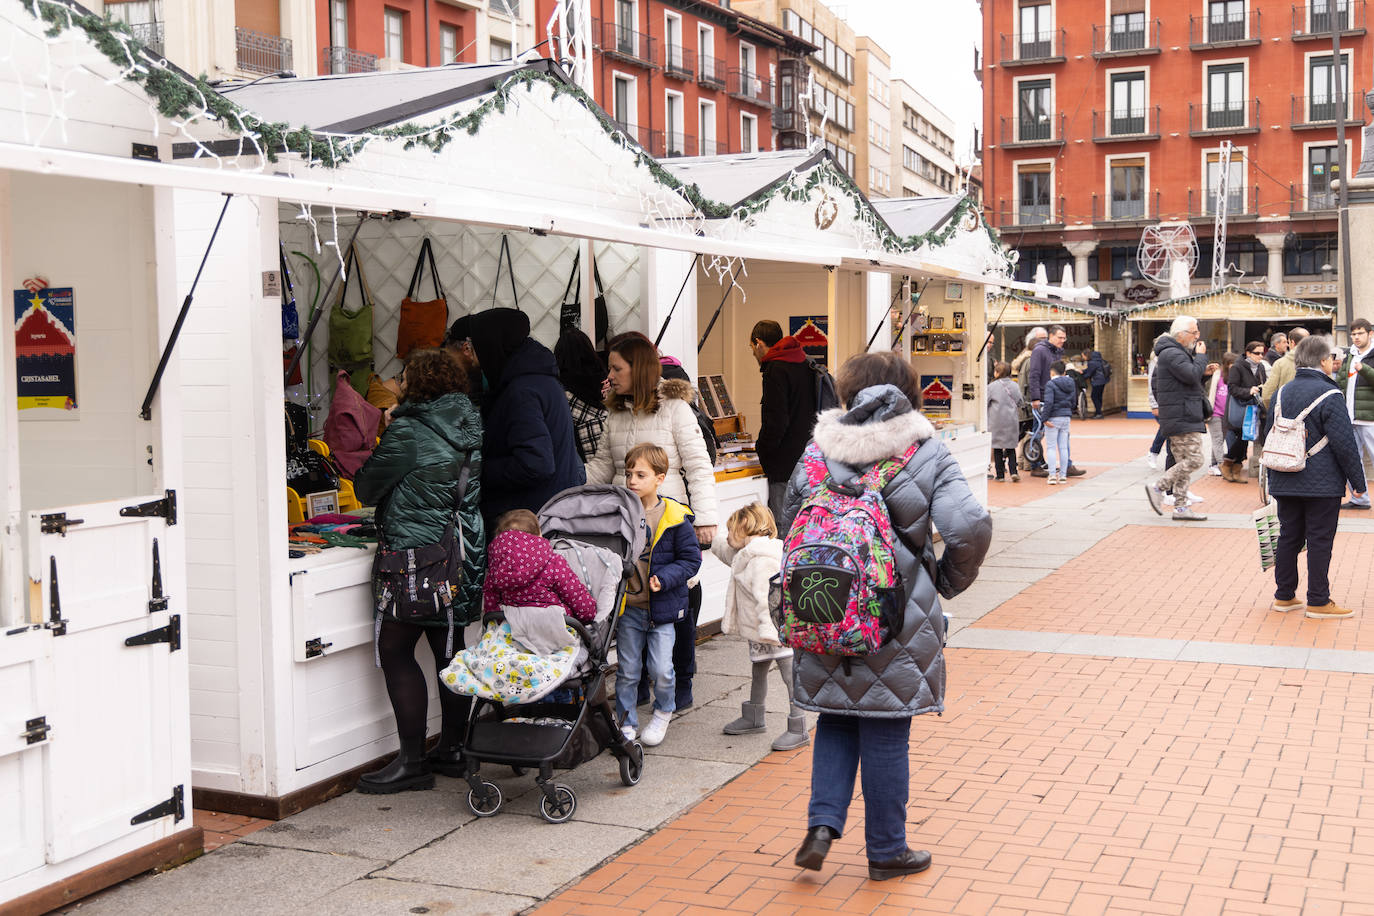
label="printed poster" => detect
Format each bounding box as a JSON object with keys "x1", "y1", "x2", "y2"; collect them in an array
[
  {"x1": 14, "y1": 286, "x2": 77, "y2": 415},
  {"x1": 919, "y1": 374, "x2": 954, "y2": 418},
  {"x1": 789, "y1": 315, "x2": 829, "y2": 367}
]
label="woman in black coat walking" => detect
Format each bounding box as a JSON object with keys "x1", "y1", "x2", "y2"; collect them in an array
[{"x1": 1221, "y1": 341, "x2": 1266, "y2": 481}]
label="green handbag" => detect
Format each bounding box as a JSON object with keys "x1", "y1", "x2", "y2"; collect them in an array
[{"x1": 328, "y1": 242, "x2": 374, "y2": 393}]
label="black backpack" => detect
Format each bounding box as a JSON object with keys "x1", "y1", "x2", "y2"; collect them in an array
[
  {"x1": 691, "y1": 401, "x2": 719, "y2": 465},
  {"x1": 808, "y1": 359, "x2": 840, "y2": 412}
]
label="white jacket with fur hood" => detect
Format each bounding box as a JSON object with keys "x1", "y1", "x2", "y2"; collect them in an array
[
  {"x1": 710, "y1": 536, "x2": 783, "y2": 644},
  {"x1": 584, "y1": 377, "x2": 719, "y2": 526},
  {"x1": 781, "y1": 384, "x2": 992, "y2": 718}
]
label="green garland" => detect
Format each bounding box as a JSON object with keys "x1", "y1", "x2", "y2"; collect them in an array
[{"x1": 28, "y1": 0, "x2": 1010, "y2": 266}]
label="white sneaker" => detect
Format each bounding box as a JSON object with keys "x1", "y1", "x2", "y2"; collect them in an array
[
  {"x1": 1147, "y1": 452, "x2": 1159, "y2": 469},
  {"x1": 1185, "y1": 491, "x2": 1205, "y2": 505},
  {"x1": 620, "y1": 724, "x2": 637, "y2": 743},
  {"x1": 1209, "y1": 466, "x2": 1222, "y2": 476},
  {"x1": 639, "y1": 710, "x2": 672, "y2": 747},
  {"x1": 1048, "y1": 476, "x2": 1059, "y2": 485}
]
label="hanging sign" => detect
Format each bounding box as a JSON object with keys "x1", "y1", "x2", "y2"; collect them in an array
[
  {"x1": 1124, "y1": 284, "x2": 1159, "y2": 304},
  {"x1": 14, "y1": 281, "x2": 78, "y2": 415},
  {"x1": 790, "y1": 316, "x2": 829, "y2": 367},
  {"x1": 919, "y1": 374, "x2": 954, "y2": 417}
]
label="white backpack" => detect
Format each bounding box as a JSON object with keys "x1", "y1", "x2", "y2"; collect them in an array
[{"x1": 1260, "y1": 387, "x2": 1342, "y2": 472}]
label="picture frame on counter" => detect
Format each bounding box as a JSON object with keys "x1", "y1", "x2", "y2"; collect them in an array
[
  {"x1": 934, "y1": 337, "x2": 950, "y2": 352},
  {"x1": 930, "y1": 316, "x2": 944, "y2": 330},
  {"x1": 949, "y1": 338, "x2": 964, "y2": 353},
  {"x1": 914, "y1": 335, "x2": 928, "y2": 352},
  {"x1": 953, "y1": 311, "x2": 965, "y2": 330}
]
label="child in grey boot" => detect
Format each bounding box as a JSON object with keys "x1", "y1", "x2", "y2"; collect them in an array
[{"x1": 710, "y1": 503, "x2": 808, "y2": 751}]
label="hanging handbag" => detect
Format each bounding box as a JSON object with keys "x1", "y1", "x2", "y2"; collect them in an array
[
  {"x1": 1225, "y1": 393, "x2": 1248, "y2": 431},
  {"x1": 327, "y1": 242, "x2": 375, "y2": 395},
  {"x1": 372, "y1": 437, "x2": 475, "y2": 656},
  {"x1": 1242, "y1": 403, "x2": 1260, "y2": 442},
  {"x1": 396, "y1": 237, "x2": 448, "y2": 358},
  {"x1": 558, "y1": 248, "x2": 610, "y2": 350},
  {"x1": 322, "y1": 370, "x2": 384, "y2": 478},
  {"x1": 280, "y1": 245, "x2": 300, "y2": 340},
  {"x1": 489, "y1": 234, "x2": 521, "y2": 310}
]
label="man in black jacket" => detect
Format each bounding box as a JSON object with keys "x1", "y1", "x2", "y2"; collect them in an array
[
  {"x1": 1146, "y1": 316, "x2": 1214, "y2": 521},
  {"x1": 751, "y1": 320, "x2": 819, "y2": 521},
  {"x1": 1026, "y1": 326, "x2": 1085, "y2": 477}
]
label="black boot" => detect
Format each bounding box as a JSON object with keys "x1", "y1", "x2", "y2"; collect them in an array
[
  {"x1": 424, "y1": 741, "x2": 468, "y2": 779},
  {"x1": 357, "y1": 736, "x2": 434, "y2": 794},
  {"x1": 868, "y1": 847, "x2": 932, "y2": 881},
  {"x1": 794, "y1": 825, "x2": 838, "y2": 870}
]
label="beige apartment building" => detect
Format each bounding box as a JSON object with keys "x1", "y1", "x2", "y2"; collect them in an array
[
  {"x1": 891, "y1": 79, "x2": 960, "y2": 197},
  {"x1": 734, "y1": 0, "x2": 858, "y2": 178},
  {"x1": 855, "y1": 36, "x2": 892, "y2": 198}
]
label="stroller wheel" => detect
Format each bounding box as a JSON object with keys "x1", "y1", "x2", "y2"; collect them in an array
[
  {"x1": 467, "y1": 781, "x2": 503, "y2": 817},
  {"x1": 539, "y1": 785, "x2": 577, "y2": 824},
  {"x1": 619, "y1": 743, "x2": 643, "y2": 787}
]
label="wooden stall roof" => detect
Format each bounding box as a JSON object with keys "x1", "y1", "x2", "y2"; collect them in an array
[
  {"x1": 986, "y1": 292, "x2": 1121, "y2": 324},
  {"x1": 1119, "y1": 285, "x2": 1336, "y2": 321}
]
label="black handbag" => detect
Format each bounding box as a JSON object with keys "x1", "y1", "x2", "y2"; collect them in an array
[{"x1": 559, "y1": 249, "x2": 609, "y2": 350}]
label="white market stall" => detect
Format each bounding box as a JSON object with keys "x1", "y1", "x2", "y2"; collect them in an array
[{"x1": 1, "y1": 8, "x2": 1020, "y2": 902}]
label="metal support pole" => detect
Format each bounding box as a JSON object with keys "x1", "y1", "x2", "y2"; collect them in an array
[{"x1": 1335, "y1": 16, "x2": 1355, "y2": 340}]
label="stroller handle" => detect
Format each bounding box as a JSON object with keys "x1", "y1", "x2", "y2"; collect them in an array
[{"x1": 482, "y1": 611, "x2": 596, "y2": 648}]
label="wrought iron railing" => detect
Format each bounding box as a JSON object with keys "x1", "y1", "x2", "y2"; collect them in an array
[
  {"x1": 663, "y1": 44, "x2": 694, "y2": 79},
  {"x1": 1091, "y1": 190, "x2": 1159, "y2": 222},
  {"x1": 236, "y1": 27, "x2": 292, "y2": 75},
  {"x1": 129, "y1": 21, "x2": 164, "y2": 55},
  {"x1": 1189, "y1": 99, "x2": 1260, "y2": 132},
  {"x1": 727, "y1": 68, "x2": 774, "y2": 107},
  {"x1": 1092, "y1": 106, "x2": 1160, "y2": 140},
  {"x1": 1091, "y1": 19, "x2": 1161, "y2": 55},
  {"x1": 1000, "y1": 28, "x2": 1067, "y2": 63},
  {"x1": 697, "y1": 55, "x2": 725, "y2": 88},
  {"x1": 999, "y1": 113, "x2": 1065, "y2": 145},
  {"x1": 649, "y1": 130, "x2": 694, "y2": 158},
  {"x1": 1189, "y1": 186, "x2": 1254, "y2": 216},
  {"x1": 322, "y1": 46, "x2": 378, "y2": 74},
  {"x1": 1292, "y1": 1, "x2": 1364, "y2": 35},
  {"x1": 1292, "y1": 92, "x2": 1364, "y2": 126},
  {"x1": 595, "y1": 19, "x2": 655, "y2": 67},
  {"x1": 611, "y1": 121, "x2": 654, "y2": 150},
  {"x1": 1189, "y1": 10, "x2": 1262, "y2": 45},
  {"x1": 993, "y1": 197, "x2": 1063, "y2": 227}
]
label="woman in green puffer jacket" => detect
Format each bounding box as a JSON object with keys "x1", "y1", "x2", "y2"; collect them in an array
[{"x1": 352, "y1": 349, "x2": 484, "y2": 794}]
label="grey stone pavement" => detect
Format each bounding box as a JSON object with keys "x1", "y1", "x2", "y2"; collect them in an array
[{"x1": 62, "y1": 424, "x2": 1374, "y2": 915}]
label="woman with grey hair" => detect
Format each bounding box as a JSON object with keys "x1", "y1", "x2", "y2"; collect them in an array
[{"x1": 1265, "y1": 334, "x2": 1367, "y2": 618}]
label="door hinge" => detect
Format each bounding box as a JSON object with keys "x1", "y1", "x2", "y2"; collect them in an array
[
  {"x1": 21, "y1": 716, "x2": 51, "y2": 745},
  {"x1": 39, "y1": 513, "x2": 84, "y2": 536},
  {"x1": 305, "y1": 637, "x2": 333, "y2": 658},
  {"x1": 148, "y1": 538, "x2": 168, "y2": 613},
  {"x1": 47, "y1": 556, "x2": 67, "y2": 636},
  {"x1": 120, "y1": 489, "x2": 177, "y2": 526},
  {"x1": 131, "y1": 784, "x2": 184, "y2": 825},
  {"x1": 125, "y1": 614, "x2": 181, "y2": 652}
]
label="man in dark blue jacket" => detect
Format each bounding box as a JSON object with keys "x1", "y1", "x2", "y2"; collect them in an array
[
  {"x1": 467, "y1": 308, "x2": 584, "y2": 528},
  {"x1": 1146, "y1": 316, "x2": 1213, "y2": 521},
  {"x1": 1265, "y1": 335, "x2": 1366, "y2": 619}
]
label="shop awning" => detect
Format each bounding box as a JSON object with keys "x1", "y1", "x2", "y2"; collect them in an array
[{"x1": 1119, "y1": 285, "x2": 1336, "y2": 319}]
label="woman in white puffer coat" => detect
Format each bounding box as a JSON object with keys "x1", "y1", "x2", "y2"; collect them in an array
[{"x1": 585, "y1": 334, "x2": 718, "y2": 707}]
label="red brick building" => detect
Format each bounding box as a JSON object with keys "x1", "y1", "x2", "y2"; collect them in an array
[
  {"x1": 981, "y1": 0, "x2": 1366, "y2": 306},
  {"x1": 533, "y1": 0, "x2": 814, "y2": 157},
  {"x1": 316, "y1": 0, "x2": 485, "y2": 72}
]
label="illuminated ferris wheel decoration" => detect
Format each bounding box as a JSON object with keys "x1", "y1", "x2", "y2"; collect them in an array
[{"x1": 1136, "y1": 223, "x2": 1199, "y2": 287}]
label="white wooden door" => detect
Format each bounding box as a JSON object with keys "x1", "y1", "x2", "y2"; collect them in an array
[
  {"x1": 27, "y1": 492, "x2": 184, "y2": 864},
  {"x1": 0, "y1": 629, "x2": 51, "y2": 884}
]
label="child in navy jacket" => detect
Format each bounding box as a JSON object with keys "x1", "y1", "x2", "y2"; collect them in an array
[
  {"x1": 616, "y1": 442, "x2": 702, "y2": 748},
  {"x1": 1042, "y1": 360, "x2": 1077, "y2": 483}
]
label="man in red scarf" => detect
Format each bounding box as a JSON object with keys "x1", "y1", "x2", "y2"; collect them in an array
[{"x1": 751, "y1": 320, "x2": 821, "y2": 522}]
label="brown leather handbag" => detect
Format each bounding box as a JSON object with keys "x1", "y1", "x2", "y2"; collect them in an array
[{"x1": 395, "y1": 237, "x2": 448, "y2": 358}]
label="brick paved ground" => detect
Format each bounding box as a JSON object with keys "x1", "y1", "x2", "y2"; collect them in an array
[{"x1": 193, "y1": 810, "x2": 273, "y2": 852}]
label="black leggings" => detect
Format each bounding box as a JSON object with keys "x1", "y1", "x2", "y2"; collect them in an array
[
  {"x1": 377, "y1": 619, "x2": 471, "y2": 744},
  {"x1": 992, "y1": 448, "x2": 1017, "y2": 478}
]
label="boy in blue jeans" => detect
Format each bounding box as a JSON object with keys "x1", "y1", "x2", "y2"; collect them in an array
[
  {"x1": 1042, "y1": 360, "x2": 1077, "y2": 484},
  {"x1": 616, "y1": 443, "x2": 702, "y2": 747}
]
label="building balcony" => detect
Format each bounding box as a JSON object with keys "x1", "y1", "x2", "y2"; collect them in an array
[
  {"x1": 697, "y1": 138, "x2": 722, "y2": 156},
  {"x1": 649, "y1": 130, "x2": 695, "y2": 158},
  {"x1": 1092, "y1": 191, "x2": 1160, "y2": 224},
  {"x1": 999, "y1": 113, "x2": 1066, "y2": 147},
  {"x1": 1188, "y1": 186, "x2": 1259, "y2": 219},
  {"x1": 696, "y1": 55, "x2": 725, "y2": 89},
  {"x1": 1292, "y1": 1, "x2": 1366, "y2": 38},
  {"x1": 773, "y1": 108, "x2": 806, "y2": 132},
  {"x1": 1291, "y1": 92, "x2": 1367, "y2": 128},
  {"x1": 999, "y1": 29, "x2": 1067, "y2": 66},
  {"x1": 236, "y1": 27, "x2": 292, "y2": 75},
  {"x1": 594, "y1": 19, "x2": 656, "y2": 69},
  {"x1": 727, "y1": 68, "x2": 774, "y2": 108},
  {"x1": 1188, "y1": 100, "x2": 1261, "y2": 135},
  {"x1": 1292, "y1": 183, "x2": 1339, "y2": 214},
  {"x1": 991, "y1": 197, "x2": 1065, "y2": 229},
  {"x1": 321, "y1": 46, "x2": 377, "y2": 74},
  {"x1": 489, "y1": 0, "x2": 521, "y2": 18},
  {"x1": 1189, "y1": 10, "x2": 1262, "y2": 47},
  {"x1": 129, "y1": 21, "x2": 164, "y2": 56},
  {"x1": 662, "y1": 44, "x2": 695, "y2": 80},
  {"x1": 1091, "y1": 19, "x2": 1161, "y2": 57},
  {"x1": 1091, "y1": 106, "x2": 1161, "y2": 142},
  {"x1": 610, "y1": 120, "x2": 654, "y2": 151}
]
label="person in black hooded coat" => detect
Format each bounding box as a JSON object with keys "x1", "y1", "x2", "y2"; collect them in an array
[{"x1": 468, "y1": 308, "x2": 585, "y2": 527}]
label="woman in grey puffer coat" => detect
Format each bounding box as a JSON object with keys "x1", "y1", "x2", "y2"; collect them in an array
[{"x1": 781, "y1": 352, "x2": 992, "y2": 881}]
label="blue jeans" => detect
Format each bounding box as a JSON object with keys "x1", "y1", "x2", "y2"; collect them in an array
[
  {"x1": 615, "y1": 605, "x2": 675, "y2": 729},
  {"x1": 808, "y1": 713, "x2": 912, "y2": 861},
  {"x1": 1044, "y1": 416, "x2": 1071, "y2": 475}
]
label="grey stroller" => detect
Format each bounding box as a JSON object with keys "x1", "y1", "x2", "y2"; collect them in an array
[{"x1": 461, "y1": 485, "x2": 645, "y2": 823}]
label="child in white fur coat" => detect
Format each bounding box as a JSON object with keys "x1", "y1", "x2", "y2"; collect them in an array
[{"x1": 710, "y1": 502, "x2": 808, "y2": 751}]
